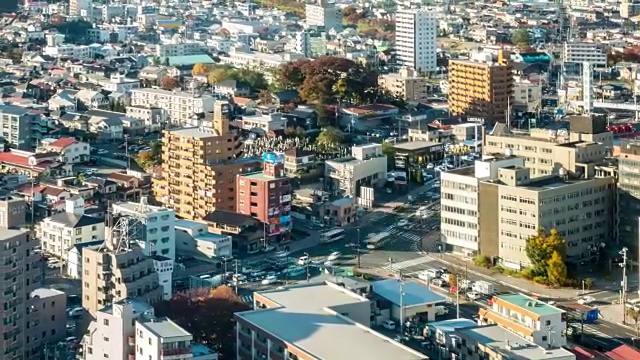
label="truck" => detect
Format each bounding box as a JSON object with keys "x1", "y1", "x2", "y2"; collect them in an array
[{"x1": 472, "y1": 281, "x2": 495, "y2": 296}]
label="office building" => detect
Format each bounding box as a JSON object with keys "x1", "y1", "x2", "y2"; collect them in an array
[
  {"x1": 562, "y1": 42, "x2": 607, "y2": 66},
  {"x1": 448, "y1": 53, "x2": 513, "y2": 125},
  {"x1": 174, "y1": 220, "x2": 233, "y2": 260},
  {"x1": 236, "y1": 154, "x2": 293, "y2": 243},
  {"x1": 155, "y1": 42, "x2": 204, "y2": 57},
  {"x1": 305, "y1": 0, "x2": 342, "y2": 32},
  {"x1": 513, "y1": 77, "x2": 543, "y2": 113},
  {"x1": 483, "y1": 116, "x2": 613, "y2": 178},
  {"x1": 129, "y1": 88, "x2": 216, "y2": 127},
  {"x1": 478, "y1": 293, "x2": 567, "y2": 348},
  {"x1": 615, "y1": 139, "x2": 640, "y2": 250},
  {"x1": 324, "y1": 143, "x2": 388, "y2": 197},
  {"x1": 39, "y1": 198, "x2": 105, "y2": 260},
  {"x1": 395, "y1": 8, "x2": 437, "y2": 74},
  {"x1": 378, "y1": 67, "x2": 431, "y2": 103},
  {"x1": 81, "y1": 215, "x2": 163, "y2": 317},
  {"x1": 152, "y1": 101, "x2": 261, "y2": 220},
  {"x1": 235, "y1": 282, "x2": 427, "y2": 360},
  {"x1": 0, "y1": 196, "x2": 49, "y2": 359}
]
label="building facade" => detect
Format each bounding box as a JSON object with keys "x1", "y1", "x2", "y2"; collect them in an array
[
  {"x1": 305, "y1": 0, "x2": 342, "y2": 32},
  {"x1": 395, "y1": 8, "x2": 437, "y2": 74},
  {"x1": 324, "y1": 143, "x2": 388, "y2": 197},
  {"x1": 562, "y1": 42, "x2": 607, "y2": 66},
  {"x1": 448, "y1": 55, "x2": 513, "y2": 125},
  {"x1": 378, "y1": 67, "x2": 431, "y2": 102},
  {"x1": 129, "y1": 88, "x2": 215, "y2": 127},
  {"x1": 236, "y1": 157, "x2": 293, "y2": 243},
  {"x1": 152, "y1": 101, "x2": 261, "y2": 220}
]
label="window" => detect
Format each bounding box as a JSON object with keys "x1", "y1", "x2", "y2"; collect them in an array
[
  {"x1": 104, "y1": 319, "x2": 109, "y2": 326},
  {"x1": 92, "y1": 225, "x2": 97, "y2": 231},
  {"x1": 75, "y1": 228, "x2": 82, "y2": 235},
  {"x1": 542, "y1": 336, "x2": 548, "y2": 342},
  {"x1": 545, "y1": 320, "x2": 551, "y2": 326},
  {"x1": 103, "y1": 336, "x2": 109, "y2": 342}
]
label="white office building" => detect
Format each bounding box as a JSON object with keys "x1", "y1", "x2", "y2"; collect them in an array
[
  {"x1": 305, "y1": 0, "x2": 342, "y2": 32},
  {"x1": 324, "y1": 144, "x2": 388, "y2": 197},
  {"x1": 129, "y1": 88, "x2": 215, "y2": 127},
  {"x1": 395, "y1": 8, "x2": 438, "y2": 73},
  {"x1": 155, "y1": 42, "x2": 205, "y2": 57},
  {"x1": 562, "y1": 42, "x2": 607, "y2": 66}
]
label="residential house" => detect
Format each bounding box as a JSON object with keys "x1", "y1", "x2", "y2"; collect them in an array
[
  {"x1": 81, "y1": 177, "x2": 118, "y2": 203},
  {"x1": 125, "y1": 106, "x2": 167, "y2": 132},
  {"x1": 41, "y1": 137, "x2": 90, "y2": 164},
  {"x1": 139, "y1": 66, "x2": 168, "y2": 83},
  {"x1": 214, "y1": 79, "x2": 251, "y2": 97},
  {"x1": 86, "y1": 110, "x2": 125, "y2": 141},
  {"x1": 232, "y1": 97, "x2": 257, "y2": 113},
  {"x1": 282, "y1": 147, "x2": 318, "y2": 178},
  {"x1": 108, "y1": 172, "x2": 150, "y2": 201},
  {"x1": 67, "y1": 240, "x2": 103, "y2": 279},
  {"x1": 47, "y1": 90, "x2": 78, "y2": 112},
  {"x1": 119, "y1": 116, "x2": 146, "y2": 135},
  {"x1": 41, "y1": 186, "x2": 71, "y2": 206},
  {"x1": 75, "y1": 89, "x2": 110, "y2": 109},
  {"x1": 167, "y1": 64, "x2": 195, "y2": 77},
  {"x1": 0, "y1": 150, "x2": 73, "y2": 179},
  {"x1": 39, "y1": 197, "x2": 105, "y2": 260},
  {"x1": 201, "y1": 210, "x2": 265, "y2": 254},
  {"x1": 271, "y1": 89, "x2": 300, "y2": 107}
]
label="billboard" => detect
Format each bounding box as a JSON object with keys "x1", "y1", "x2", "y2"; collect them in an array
[{"x1": 262, "y1": 152, "x2": 284, "y2": 164}]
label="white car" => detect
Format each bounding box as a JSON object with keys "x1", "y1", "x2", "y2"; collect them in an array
[
  {"x1": 47, "y1": 260, "x2": 61, "y2": 269},
  {"x1": 323, "y1": 260, "x2": 338, "y2": 267},
  {"x1": 67, "y1": 307, "x2": 84, "y2": 318},
  {"x1": 97, "y1": 149, "x2": 109, "y2": 155},
  {"x1": 426, "y1": 163, "x2": 434, "y2": 170},
  {"x1": 261, "y1": 275, "x2": 278, "y2": 285},
  {"x1": 84, "y1": 168, "x2": 98, "y2": 175},
  {"x1": 397, "y1": 219, "x2": 409, "y2": 227},
  {"x1": 467, "y1": 291, "x2": 481, "y2": 301},
  {"x1": 382, "y1": 320, "x2": 396, "y2": 330},
  {"x1": 297, "y1": 255, "x2": 310, "y2": 265},
  {"x1": 327, "y1": 251, "x2": 342, "y2": 261},
  {"x1": 577, "y1": 296, "x2": 596, "y2": 305}
]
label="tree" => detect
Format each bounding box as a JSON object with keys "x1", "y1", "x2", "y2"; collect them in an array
[
  {"x1": 316, "y1": 104, "x2": 329, "y2": 127},
  {"x1": 525, "y1": 229, "x2": 565, "y2": 278},
  {"x1": 160, "y1": 76, "x2": 180, "y2": 90},
  {"x1": 584, "y1": 278, "x2": 595, "y2": 290},
  {"x1": 284, "y1": 126, "x2": 305, "y2": 138},
  {"x1": 317, "y1": 126, "x2": 344, "y2": 146},
  {"x1": 154, "y1": 286, "x2": 249, "y2": 359},
  {"x1": 258, "y1": 90, "x2": 273, "y2": 105},
  {"x1": 473, "y1": 255, "x2": 492, "y2": 268},
  {"x1": 150, "y1": 141, "x2": 162, "y2": 163},
  {"x1": 511, "y1": 28, "x2": 531, "y2": 46},
  {"x1": 192, "y1": 63, "x2": 209, "y2": 76},
  {"x1": 546, "y1": 251, "x2": 567, "y2": 287},
  {"x1": 627, "y1": 308, "x2": 640, "y2": 335}
]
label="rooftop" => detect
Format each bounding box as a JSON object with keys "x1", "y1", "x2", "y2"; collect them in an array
[
  {"x1": 167, "y1": 126, "x2": 225, "y2": 138},
  {"x1": 372, "y1": 279, "x2": 447, "y2": 307},
  {"x1": 101, "y1": 298, "x2": 154, "y2": 316},
  {"x1": 112, "y1": 201, "x2": 172, "y2": 215},
  {"x1": 495, "y1": 293, "x2": 564, "y2": 316},
  {"x1": 31, "y1": 288, "x2": 65, "y2": 299},
  {"x1": 394, "y1": 141, "x2": 442, "y2": 151},
  {"x1": 237, "y1": 282, "x2": 426, "y2": 360},
  {"x1": 428, "y1": 318, "x2": 477, "y2": 334},
  {"x1": 139, "y1": 317, "x2": 191, "y2": 339},
  {"x1": 458, "y1": 325, "x2": 575, "y2": 360},
  {"x1": 48, "y1": 212, "x2": 104, "y2": 228},
  {"x1": 240, "y1": 171, "x2": 282, "y2": 181}
]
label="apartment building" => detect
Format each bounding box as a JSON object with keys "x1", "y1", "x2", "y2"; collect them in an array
[
  {"x1": 440, "y1": 154, "x2": 524, "y2": 256},
  {"x1": 218, "y1": 48, "x2": 305, "y2": 77},
  {"x1": 236, "y1": 156, "x2": 292, "y2": 243},
  {"x1": 324, "y1": 143, "x2": 388, "y2": 197},
  {"x1": 136, "y1": 317, "x2": 218, "y2": 360},
  {"x1": 305, "y1": 0, "x2": 342, "y2": 31},
  {"x1": 129, "y1": 88, "x2": 216, "y2": 127},
  {"x1": 478, "y1": 293, "x2": 567, "y2": 348},
  {"x1": 81, "y1": 215, "x2": 163, "y2": 317},
  {"x1": 448, "y1": 53, "x2": 513, "y2": 125},
  {"x1": 379, "y1": 67, "x2": 431, "y2": 102},
  {"x1": 0, "y1": 104, "x2": 38, "y2": 150},
  {"x1": 69, "y1": 0, "x2": 91, "y2": 15},
  {"x1": 235, "y1": 281, "x2": 427, "y2": 360},
  {"x1": 621, "y1": 0, "x2": 640, "y2": 19},
  {"x1": 27, "y1": 288, "x2": 67, "y2": 355},
  {"x1": 563, "y1": 42, "x2": 607, "y2": 66},
  {"x1": 0, "y1": 196, "x2": 46, "y2": 359},
  {"x1": 152, "y1": 101, "x2": 261, "y2": 220},
  {"x1": 395, "y1": 8, "x2": 438, "y2": 73},
  {"x1": 478, "y1": 160, "x2": 615, "y2": 268},
  {"x1": 615, "y1": 139, "x2": 640, "y2": 250},
  {"x1": 483, "y1": 116, "x2": 613, "y2": 178},
  {"x1": 513, "y1": 77, "x2": 543, "y2": 113},
  {"x1": 156, "y1": 42, "x2": 204, "y2": 57},
  {"x1": 174, "y1": 219, "x2": 233, "y2": 259},
  {"x1": 457, "y1": 324, "x2": 576, "y2": 360},
  {"x1": 39, "y1": 197, "x2": 105, "y2": 260},
  {"x1": 112, "y1": 199, "x2": 176, "y2": 260}
]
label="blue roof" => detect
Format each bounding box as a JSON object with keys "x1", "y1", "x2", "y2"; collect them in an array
[
  {"x1": 372, "y1": 279, "x2": 447, "y2": 307},
  {"x1": 167, "y1": 54, "x2": 215, "y2": 66},
  {"x1": 192, "y1": 343, "x2": 215, "y2": 357},
  {"x1": 519, "y1": 52, "x2": 551, "y2": 64},
  {"x1": 428, "y1": 319, "x2": 477, "y2": 334}
]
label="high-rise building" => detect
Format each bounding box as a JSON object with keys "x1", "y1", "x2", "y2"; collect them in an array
[
  {"x1": 615, "y1": 139, "x2": 640, "y2": 251},
  {"x1": 152, "y1": 101, "x2": 261, "y2": 220},
  {"x1": 236, "y1": 155, "x2": 293, "y2": 243},
  {"x1": 305, "y1": 0, "x2": 342, "y2": 32},
  {"x1": 395, "y1": 8, "x2": 438, "y2": 74},
  {"x1": 0, "y1": 196, "x2": 49, "y2": 359},
  {"x1": 448, "y1": 53, "x2": 513, "y2": 125},
  {"x1": 81, "y1": 215, "x2": 163, "y2": 317}
]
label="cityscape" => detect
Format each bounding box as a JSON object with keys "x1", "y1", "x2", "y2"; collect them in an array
[{"x1": 1, "y1": 0, "x2": 640, "y2": 359}]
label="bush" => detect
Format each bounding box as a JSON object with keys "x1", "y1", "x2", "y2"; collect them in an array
[
  {"x1": 474, "y1": 255, "x2": 492, "y2": 268},
  {"x1": 520, "y1": 268, "x2": 534, "y2": 280},
  {"x1": 533, "y1": 276, "x2": 548, "y2": 285},
  {"x1": 584, "y1": 278, "x2": 595, "y2": 290}
]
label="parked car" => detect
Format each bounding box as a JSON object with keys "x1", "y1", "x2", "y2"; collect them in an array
[
  {"x1": 47, "y1": 260, "x2": 61, "y2": 269},
  {"x1": 467, "y1": 291, "x2": 481, "y2": 301},
  {"x1": 327, "y1": 251, "x2": 342, "y2": 261},
  {"x1": 67, "y1": 307, "x2": 84, "y2": 318},
  {"x1": 275, "y1": 250, "x2": 289, "y2": 258},
  {"x1": 263, "y1": 245, "x2": 276, "y2": 253},
  {"x1": 261, "y1": 275, "x2": 278, "y2": 285},
  {"x1": 297, "y1": 255, "x2": 310, "y2": 265},
  {"x1": 382, "y1": 319, "x2": 396, "y2": 330},
  {"x1": 398, "y1": 219, "x2": 409, "y2": 227}
]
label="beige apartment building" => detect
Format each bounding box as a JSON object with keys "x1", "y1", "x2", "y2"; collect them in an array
[
  {"x1": 483, "y1": 116, "x2": 613, "y2": 177},
  {"x1": 378, "y1": 67, "x2": 431, "y2": 102},
  {"x1": 82, "y1": 216, "x2": 163, "y2": 318},
  {"x1": 152, "y1": 101, "x2": 261, "y2": 220},
  {"x1": 129, "y1": 88, "x2": 216, "y2": 127}
]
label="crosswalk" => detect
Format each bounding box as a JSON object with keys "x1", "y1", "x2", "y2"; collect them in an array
[
  {"x1": 385, "y1": 225, "x2": 422, "y2": 242},
  {"x1": 381, "y1": 256, "x2": 432, "y2": 271}
]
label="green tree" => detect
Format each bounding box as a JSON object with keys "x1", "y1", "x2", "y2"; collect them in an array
[
  {"x1": 316, "y1": 104, "x2": 329, "y2": 127},
  {"x1": 525, "y1": 229, "x2": 565, "y2": 278},
  {"x1": 584, "y1": 278, "x2": 595, "y2": 290},
  {"x1": 154, "y1": 286, "x2": 249, "y2": 359},
  {"x1": 473, "y1": 255, "x2": 492, "y2": 268},
  {"x1": 317, "y1": 126, "x2": 344, "y2": 146},
  {"x1": 150, "y1": 141, "x2": 162, "y2": 163},
  {"x1": 547, "y1": 251, "x2": 567, "y2": 287},
  {"x1": 284, "y1": 126, "x2": 305, "y2": 138},
  {"x1": 416, "y1": 170, "x2": 423, "y2": 184},
  {"x1": 511, "y1": 28, "x2": 531, "y2": 46},
  {"x1": 163, "y1": 58, "x2": 170, "y2": 66}
]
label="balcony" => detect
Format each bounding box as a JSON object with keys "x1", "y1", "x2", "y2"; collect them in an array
[
  {"x1": 128, "y1": 335, "x2": 135, "y2": 346},
  {"x1": 161, "y1": 347, "x2": 192, "y2": 356}
]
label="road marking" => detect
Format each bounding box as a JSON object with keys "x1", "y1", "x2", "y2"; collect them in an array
[{"x1": 382, "y1": 257, "x2": 431, "y2": 271}]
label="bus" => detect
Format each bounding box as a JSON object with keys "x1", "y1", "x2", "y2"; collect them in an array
[
  {"x1": 366, "y1": 232, "x2": 391, "y2": 250},
  {"x1": 320, "y1": 228, "x2": 345, "y2": 243}
]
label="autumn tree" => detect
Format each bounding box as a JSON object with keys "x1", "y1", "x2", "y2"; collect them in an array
[
  {"x1": 511, "y1": 28, "x2": 531, "y2": 46},
  {"x1": 258, "y1": 90, "x2": 273, "y2": 105},
  {"x1": 284, "y1": 126, "x2": 306, "y2": 138},
  {"x1": 160, "y1": 76, "x2": 180, "y2": 90},
  {"x1": 154, "y1": 286, "x2": 249, "y2": 359},
  {"x1": 525, "y1": 229, "x2": 565, "y2": 278},
  {"x1": 627, "y1": 308, "x2": 640, "y2": 336},
  {"x1": 192, "y1": 63, "x2": 210, "y2": 76},
  {"x1": 547, "y1": 251, "x2": 567, "y2": 287},
  {"x1": 317, "y1": 126, "x2": 344, "y2": 146},
  {"x1": 315, "y1": 104, "x2": 329, "y2": 127}
]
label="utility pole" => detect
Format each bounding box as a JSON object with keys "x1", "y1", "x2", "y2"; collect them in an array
[
  {"x1": 305, "y1": 252, "x2": 310, "y2": 282},
  {"x1": 456, "y1": 274, "x2": 460, "y2": 319},
  {"x1": 621, "y1": 247, "x2": 629, "y2": 324},
  {"x1": 356, "y1": 228, "x2": 361, "y2": 268},
  {"x1": 234, "y1": 260, "x2": 239, "y2": 294},
  {"x1": 399, "y1": 270, "x2": 405, "y2": 338}
]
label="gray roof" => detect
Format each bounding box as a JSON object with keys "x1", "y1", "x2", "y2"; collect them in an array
[
  {"x1": 73, "y1": 240, "x2": 103, "y2": 253},
  {"x1": 372, "y1": 279, "x2": 447, "y2": 307},
  {"x1": 0, "y1": 104, "x2": 30, "y2": 116},
  {"x1": 49, "y1": 212, "x2": 104, "y2": 228},
  {"x1": 139, "y1": 318, "x2": 191, "y2": 339}
]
